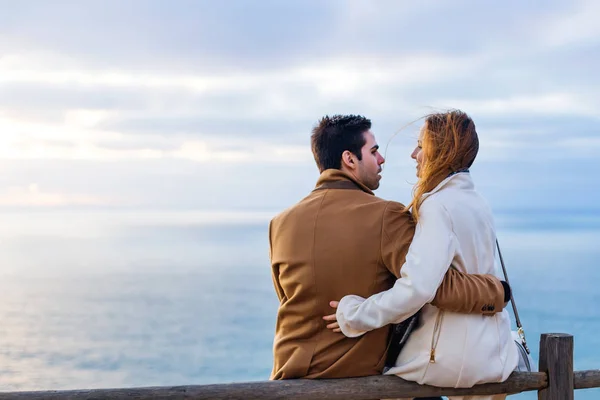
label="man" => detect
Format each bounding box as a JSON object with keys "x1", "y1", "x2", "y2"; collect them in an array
[{"x1": 269, "y1": 115, "x2": 508, "y2": 380}]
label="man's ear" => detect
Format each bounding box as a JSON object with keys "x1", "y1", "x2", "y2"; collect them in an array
[{"x1": 341, "y1": 150, "x2": 356, "y2": 170}]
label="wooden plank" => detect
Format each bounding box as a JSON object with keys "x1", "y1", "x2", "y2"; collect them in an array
[
  {"x1": 538, "y1": 333, "x2": 574, "y2": 400},
  {"x1": 0, "y1": 372, "x2": 547, "y2": 400},
  {"x1": 574, "y1": 370, "x2": 600, "y2": 390}
]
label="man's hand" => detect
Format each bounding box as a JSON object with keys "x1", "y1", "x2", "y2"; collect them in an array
[{"x1": 323, "y1": 301, "x2": 341, "y2": 333}]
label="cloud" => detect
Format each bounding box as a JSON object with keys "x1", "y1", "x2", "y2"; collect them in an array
[
  {"x1": 0, "y1": 113, "x2": 313, "y2": 164},
  {"x1": 557, "y1": 137, "x2": 600, "y2": 156},
  {"x1": 532, "y1": 0, "x2": 600, "y2": 47},
  {"x1": 0, "y1": 52, "x2": 481, "y2": 97},
  {"x1": 3, "y1": 0, "x2": 590, "y2": 70},
  {"x1": 0, "y1": 157, "x2": 321, "y2": 211},
  {"x1": 435, "y1": 93, "x2": 598, "y2": 117},
  {"x1": 0, "y1": 184, "x2": 113, "y2": 207},
  {"x1": 2, "y1": 48, "x2": 597, "y2": 147},
  {"x1": 0, "y1": 0, "x2": 338, "y2": 71},
  {"x1": 0, "y1": 0, "x2": 599, "y2": 213}
]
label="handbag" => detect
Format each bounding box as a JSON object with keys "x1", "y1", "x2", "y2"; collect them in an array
[
  {"x1": 497, "y1": 239, "x2": 536, "y2": 372},
  {"x1": 383, "y1": 310, "x2": 421, "y2": 372}
]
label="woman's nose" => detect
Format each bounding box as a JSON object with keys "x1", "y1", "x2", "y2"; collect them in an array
[{"x1": 411, "y1": 148, "x2": 418, "y2": 159}]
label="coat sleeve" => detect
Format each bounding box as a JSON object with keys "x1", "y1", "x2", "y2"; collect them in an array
[
  {"x1": 378, "y1": 201, "x2": 415, "y2": 279},
  {"x1": 432, "y1": 268, "x2": 505, "y2": 314},
  {"x1": 269, "y1": 219, "x2": 286, "y2": 301},
  {"x1": 378, "y1": 202, "x2": 505, "y2": 315},
  {"x1": 336, "y1": 199, "x2": 458, "y2": 337}
]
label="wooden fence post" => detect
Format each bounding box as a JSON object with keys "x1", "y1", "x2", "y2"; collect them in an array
[{"x1": 538, "y1": 333, "x2": 573, "y2": 400}]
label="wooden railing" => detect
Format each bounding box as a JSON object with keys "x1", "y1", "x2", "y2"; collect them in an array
[{"x1": 2, "y1": 334, "x2": 600, "y2": 400}]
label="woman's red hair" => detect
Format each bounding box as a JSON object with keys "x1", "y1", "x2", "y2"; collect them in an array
[{"x1": 406, "y1": 110, "x2": 479, "y2": 222}]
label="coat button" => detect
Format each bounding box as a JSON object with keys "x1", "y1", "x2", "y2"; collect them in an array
[{"x1": 481, "y1": 304, "x2": 495, "y2": 312}]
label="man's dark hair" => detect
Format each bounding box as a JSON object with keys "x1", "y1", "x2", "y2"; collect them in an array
[{"x1": 310, "y1": 115, "x2": 372, "y2": 172}]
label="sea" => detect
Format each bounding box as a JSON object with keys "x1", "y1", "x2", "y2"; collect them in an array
[{"x1": 1, "y1": 209, "x2": 599, "y2": 399}]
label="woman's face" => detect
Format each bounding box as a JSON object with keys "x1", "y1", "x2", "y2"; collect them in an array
[{"x1": 411, "y1": 127, "x2": 426, "y2": 178}]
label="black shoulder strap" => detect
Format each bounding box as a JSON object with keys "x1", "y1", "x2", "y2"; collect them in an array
[{"x1": 497, "y1": 239, "x2": 530, "y2": 354}]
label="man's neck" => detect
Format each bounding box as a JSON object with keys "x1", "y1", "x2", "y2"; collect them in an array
[{"x1": 340, "y1": 166, "x2": 360, "y2": 184}]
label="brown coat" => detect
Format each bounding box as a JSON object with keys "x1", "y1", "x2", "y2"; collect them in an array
[{"x1": 269, "y1": 169, "x2": 506, "y2": 380}]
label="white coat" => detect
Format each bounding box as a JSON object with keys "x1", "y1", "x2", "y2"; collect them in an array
[{"x1": 336, "y1": 172, "x2": 518, "y2": 388}]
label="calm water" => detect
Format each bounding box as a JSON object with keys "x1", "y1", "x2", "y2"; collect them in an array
[{"x1": 0, "y1": 209, "x2": 599, "y2": 399}]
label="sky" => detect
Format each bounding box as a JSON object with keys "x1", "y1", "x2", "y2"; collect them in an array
[{"x1": 1, "y1": 0, "x2": 599, "y2": 214}]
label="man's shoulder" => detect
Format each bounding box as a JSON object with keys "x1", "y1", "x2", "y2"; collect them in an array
[
  {"x1": 379, "y1": 200, "x2": 414, "y2": 232},
  {"x1": 270, "y1": 194, "x2": 313, "y2": 226},
  {"x1": 382, "y1": 199, "x2": 408, "y2": 211},
  {"x1": 335, "y1": 189, "x2": 402, "y2": 210},
  {"x1": 270, "y1": 204, "x2": 296, "y2": 226},
  {"x1": 376, "y1": 198, "x2": 411, "y2": 219},
  {"x1": 271, "y1": 192, "x2": 410, "y2": 226}
]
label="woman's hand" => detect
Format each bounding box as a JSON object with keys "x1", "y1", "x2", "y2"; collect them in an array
[{"x1": 323, "y1": 301, "x2": 341, "y2": 332}]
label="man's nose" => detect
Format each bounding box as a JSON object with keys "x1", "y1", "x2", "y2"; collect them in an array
[{"x1": 378, "y1": 154, "x2": 385, "y2": 164}]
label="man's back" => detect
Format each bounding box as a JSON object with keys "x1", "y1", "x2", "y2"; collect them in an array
[{"x1": 269, "y1": 170, "x2": 414, "y2": 379}]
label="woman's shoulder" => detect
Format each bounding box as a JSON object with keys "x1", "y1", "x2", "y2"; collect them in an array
[
  {"x1": 422, "y1": 180, "x2": 495, "y2": 230},
  {"x1": 418, "y1": 194, "x2": 453, "y2": 228},
  {"x1": 424, "y1": 176, "x2": 480, "y2": 206},
  {"x1": 420, "y1": 188, "x2": 455, "y2": 213}
]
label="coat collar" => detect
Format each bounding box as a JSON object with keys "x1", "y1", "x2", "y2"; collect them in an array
[
  {"x1": 314, "y1": 169, "x2": 374, "y2": 195},
  {"x1": 421, "y1": 172, "x2": 474, "y2": 201}
]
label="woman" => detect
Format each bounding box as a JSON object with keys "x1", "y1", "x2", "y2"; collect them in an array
[{"x1": 324, "y1": 110, "x2": 518, "y2": 400}]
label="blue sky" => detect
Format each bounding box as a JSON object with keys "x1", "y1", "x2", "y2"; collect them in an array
[{"x1": 1, "y1": 0, "x2": 599, "y2": 213}]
